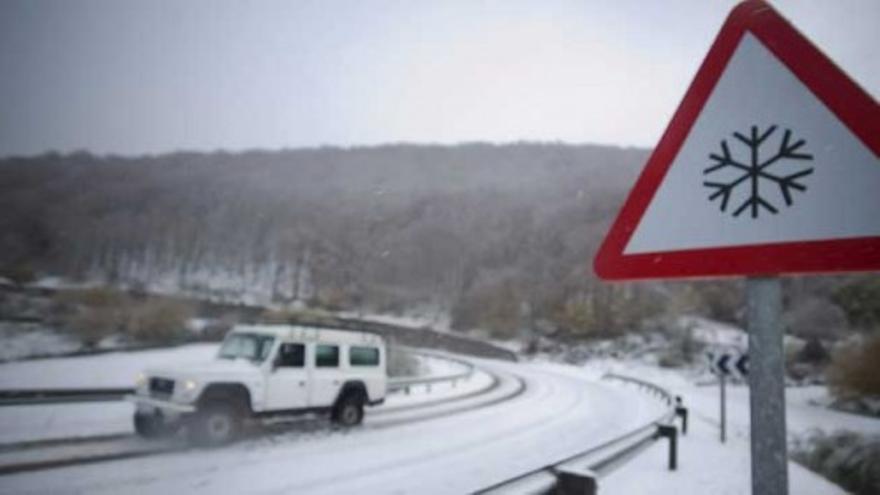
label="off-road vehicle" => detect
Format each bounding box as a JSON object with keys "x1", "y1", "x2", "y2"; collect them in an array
[{"x1": 129, "y1": 324, "x2": 387, "y2": 445}]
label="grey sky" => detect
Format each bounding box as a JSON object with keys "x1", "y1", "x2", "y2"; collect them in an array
[{"x1": 1, "y1": 0, "x2": 877, "y2": 157}]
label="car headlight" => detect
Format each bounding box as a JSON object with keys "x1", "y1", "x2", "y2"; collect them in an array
[{"x1": 178, "y1": 378, "x2": 200, "y2": 401}]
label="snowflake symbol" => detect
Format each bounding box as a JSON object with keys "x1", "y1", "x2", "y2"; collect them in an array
[{"x1": 703, "y1": 125, "x2": 814, "y2": 219}]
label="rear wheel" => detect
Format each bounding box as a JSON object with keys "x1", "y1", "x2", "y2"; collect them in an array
[
  {"x1": 188, "y1": 401, "x2": 242, "y2": 447},
  {"x1": 332, "y1": 393, "x2": 364, "y2": 427}
]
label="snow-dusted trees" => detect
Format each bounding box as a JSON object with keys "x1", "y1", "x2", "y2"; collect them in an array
[
  {"x1": 1, "y1": 143, "x2": 866, "y2": 341},
  {"x1": 0, "y1": 144, "x2": 645, "y2": 318}
]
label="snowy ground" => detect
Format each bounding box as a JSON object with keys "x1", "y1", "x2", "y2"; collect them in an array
[
  {"x1": 601, "y1": 405, "x2": 847, "y2": 495},
  {"x1": 2, "y1": 321, "x2": 871, "y2": 494},
  {"x1": 0, "y1": 366, "x2": 496, "y2": 447},
  {"x1": 0, "y1": 358, "x2": 667, "y2": 494},
  {"x1": 584, "y1": 358, "x2": 879, "y2": 494}
]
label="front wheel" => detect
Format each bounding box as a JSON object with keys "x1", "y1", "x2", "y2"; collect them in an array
[
  {"x1": 188, "y1": 401, "x2": 242, "y2": 447},
  {"x1": 332, "y1": 394, "x2": 364, "y2": 427},
  {"x1": 134, "y1": 411, "x2": 173, "y2": 439}
]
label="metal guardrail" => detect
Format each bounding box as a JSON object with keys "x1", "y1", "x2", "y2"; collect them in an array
[
  {"x1": 0, "y1": 388, "x2": 135, "y2": 406},
  {"x1": 474, "y1": 373, "x2": 688, "y2": 495},
  {"x1": 0, "y1": 352, "x2": 475, "y2": 407},
  {"x1": 387, "y1": 350, "x2": 475, "y2": 394}
]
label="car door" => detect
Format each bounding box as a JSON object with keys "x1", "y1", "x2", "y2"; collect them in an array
[
  {"x1": 309, "y1": 343, "x2": 345, "y2": 407},
  {"x1": 264, "y1": 342, "x2": 310, "y2": 411}
]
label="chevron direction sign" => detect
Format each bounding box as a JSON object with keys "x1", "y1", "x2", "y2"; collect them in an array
[{"x1": 708, "y1": 351, "x2": 749, "y2": 379}]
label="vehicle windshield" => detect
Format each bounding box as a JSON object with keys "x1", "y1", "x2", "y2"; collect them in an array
[{"x1": 217, "y1": 333, "x2": 275, "y2": 363}]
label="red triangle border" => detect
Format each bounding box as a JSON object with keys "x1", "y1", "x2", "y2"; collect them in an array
[{"x1": 594, "y1": 0, "x2": 880, "y2": 280}]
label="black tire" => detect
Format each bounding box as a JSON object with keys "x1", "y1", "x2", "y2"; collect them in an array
[
  {"x1": 134, "y1": 412, "x2": 172, "y2": 439},
  {"x1": 188, "y1": 401, "x2": 242, "y2": 447},
  {"x1": 332, "y1": 393, "x2": 364, "y2": 427}
]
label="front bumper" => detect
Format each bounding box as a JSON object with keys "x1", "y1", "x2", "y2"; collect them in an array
[{"x1": 126, "y1": 394, "x2": 197, "y2": 413}]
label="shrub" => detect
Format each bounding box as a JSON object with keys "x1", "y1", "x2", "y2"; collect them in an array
[
  {"x1": 55, "y1": 287, "x2": 131, "y2": 307},
  {"x1": 784, "y1": 297, "x2": 847, "y2": 342},
  {"x1": 832, "y1": 277, "x2": 880, "y2": 330},
  {"x1": 791, "y1": 430, "x2": 880, "y2": 495},
  {"x1": 312, "y1": 287, "x2": 353, "y2": 312},
  {"x1": 787, "y1": 338, "x2": 829, "y2": 383},
  {"x1": 451, "y1": 281, "x2": 521, "y2": 338},
  {"x1": 798, "y1": 338, "x2": 830, "y2": 364},
  {"x1": 200, "y1": 314, "x2": 238, "y2": 341},
  {"x1": 57, "y1": 288, "x2": 133, "y2": 348},
  {"x1": 127, "y1": 299, "x2": 194, "y2": 345},
  {"x1": 684, "y1": 280, "x2": 743, "y2": 324},
  {"x1": 658, "y1": 322, "x2": 703, "y2": 368},
  {"x1": 259, "y1": 307, "x2": 340, "y2": 327},
  {"x1": 67, "y1": 306, "x2": 127, "y2": 348},
  {"x1": 0, "y1": 263, "x2": 36, "y2": 286},
  {"x1": 828, "y1": 333, "x2": 880, "y2": 400},
  {"x1": 658, "y1": 352, "x2": 685, "y2": 368},
  {"x1": 558, "y1": 299, "x2": 597, "y2": 337},
  {"x1": 261, "y1": 309, "x2": 292, "y2": 325}
]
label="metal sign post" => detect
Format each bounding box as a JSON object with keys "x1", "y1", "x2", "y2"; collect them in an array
[
  {"x1": 747, "y1": 276, "x2": 787, "y2": 495},
  {"x1": 592, "y1": 3, "x2": 880, "y2": 495},
  {"x1": 708, "y1": 350, "x2": 746, "y2": 444},
  {"x1": 720, "y1": 373, "x2": 726, "y2": 444}
]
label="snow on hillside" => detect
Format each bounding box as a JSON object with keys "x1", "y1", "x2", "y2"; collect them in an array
[
  {"x1": 680, "y1": 316, "x2": 748, "y2": 349},
  {"x1": 0, "y1": 322, "x2": 81, "y2": 361},
  {"x1": 680, "y1": 315, "x2": 805, "y2": 354}
]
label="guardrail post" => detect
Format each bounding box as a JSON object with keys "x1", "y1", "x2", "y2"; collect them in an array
[
  {"x1": 404, "y1": 386, "x2": 410, "y2": 395},
  {"x1": 656, "y1": 424, "x2": 678, "y2": 471},
  {"x1": 426, "y1": 383, "x2": 432, "y2": 394},
  {"x1": 675, "y1": 397, "x2": 688, "y2": 436},
  {"x1": 553, "y1": 467, "x2": 597, "y2": 495}
]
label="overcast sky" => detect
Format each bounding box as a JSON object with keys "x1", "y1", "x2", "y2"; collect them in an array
[{"x1": 1, "y1": 0, "x2": 877, "y2": 157}]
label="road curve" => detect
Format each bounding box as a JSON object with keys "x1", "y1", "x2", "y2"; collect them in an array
[
  {"x1": 0, "y1": 359, "x2": 509, "y2": 475},
  {"x1": 2, "y1": 358, "x2": 666, "y2": 495}
]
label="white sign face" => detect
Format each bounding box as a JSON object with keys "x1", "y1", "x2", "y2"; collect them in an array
[{"x1": 624, "y1": 33, "x2": 880, "y2": 255}]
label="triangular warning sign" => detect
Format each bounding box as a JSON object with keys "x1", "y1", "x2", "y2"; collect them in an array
[{"x1": 594, "y1": 0, "x2": 880, "y2": 280}]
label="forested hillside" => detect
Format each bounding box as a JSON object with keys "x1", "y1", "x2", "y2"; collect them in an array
[
  {"x1": 0, "y1": 144, "x2": 640, "y2": 325},
  {"x1": 1, "y1": 143, "x2": 876, "y2": 343}
]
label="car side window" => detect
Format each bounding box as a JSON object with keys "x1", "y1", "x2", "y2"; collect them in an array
[
  {"x1": 276, "y1": 343, "x2": 305, "y2": 368},
  {"x1": 315, "y1": 344, "x2": 339, "y2": 368},
  {"x1": 350, "y1": 346, "x2": 380, "y2": 366}
]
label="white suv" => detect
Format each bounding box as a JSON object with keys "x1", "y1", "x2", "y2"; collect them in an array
[{"x1": 130, "y1": 324, "x2": 387, "y2": 445}]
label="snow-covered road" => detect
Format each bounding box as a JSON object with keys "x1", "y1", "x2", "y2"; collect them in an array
[{"x1": 1, "y1": 358, "x2": 667, "y2": 494}]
